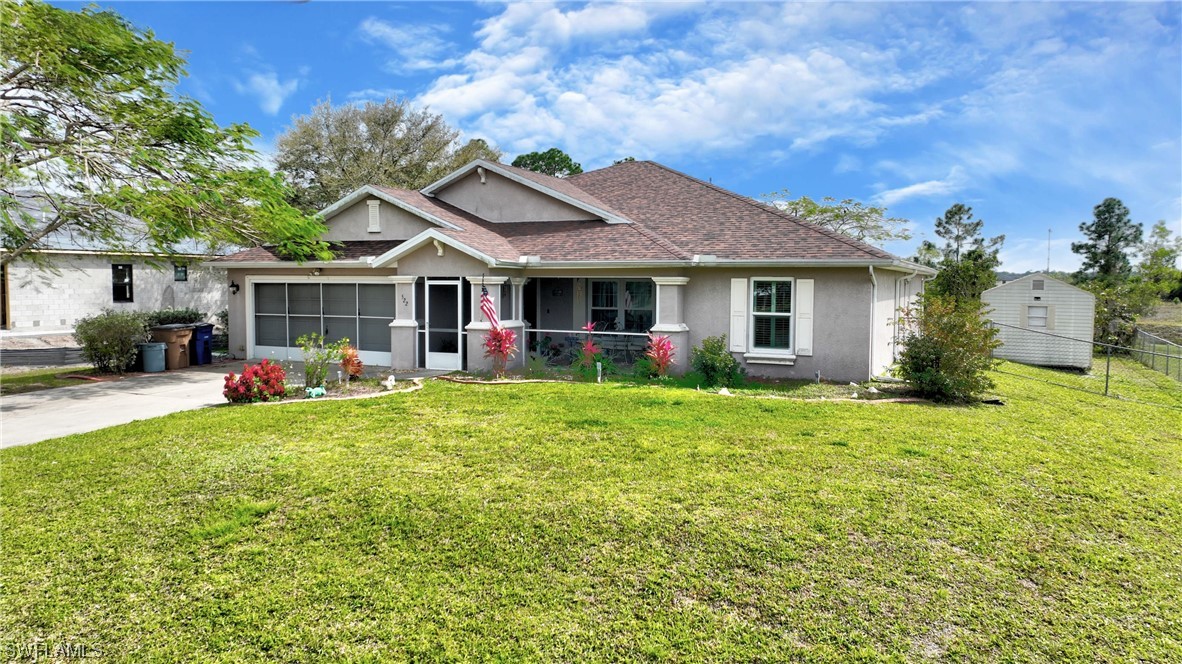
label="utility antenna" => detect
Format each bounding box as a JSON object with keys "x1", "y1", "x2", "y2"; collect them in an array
[{"x1": 1046, "y1": 228, "x2": 1052, "y2": 273}]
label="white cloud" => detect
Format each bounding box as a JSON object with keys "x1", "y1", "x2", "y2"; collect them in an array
[
  {"x1": 358, "y1": 17, "x2": 460, "y2": 71},
  {"x1": 233, "y1": 71, "x2": 300, "y2": 115},
  {"x1": 346, "y1": 87, "x2": 406, "y2": 103},
  {"x1": 873, "y1": 167, "x2": 968, "y2": 207}
]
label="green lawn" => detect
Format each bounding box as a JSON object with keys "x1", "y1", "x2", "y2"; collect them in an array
[
  {"x1": 2, "y1": 360, "x2": 1180, "y2": 661},
  {"x1": 0, "y1": 365, "x2": 98, "y2": 395}
]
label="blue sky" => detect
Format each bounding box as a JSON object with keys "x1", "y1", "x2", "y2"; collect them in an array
[{"x1": 62, "y1": 1, "x2": 1182, "y2": 271}]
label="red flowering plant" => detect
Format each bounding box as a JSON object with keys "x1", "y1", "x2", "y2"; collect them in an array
[
  {"x1": 574, "y1": 321, "x2": 615, "y2": 380},
  {"x1": 223, "y1": 359, "x2": 287, "y2": 403},
  {"x1": 644, "y1": 333, "x2": 676, "y2": 377},
  {"x1": 482, "y1": 327, "x2": 518, "y2": 378},
  {"x1": 339, "y1": 345, "x2": 364, "y2": 381}
]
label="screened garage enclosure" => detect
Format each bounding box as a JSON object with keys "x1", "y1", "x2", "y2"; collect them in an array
[{"x1": 251, "y1": 280, "x2": 396, "y2": 365}]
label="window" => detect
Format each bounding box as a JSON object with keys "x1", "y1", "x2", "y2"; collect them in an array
[
  {"x1": 751, "y1": 279, "x2": 792, "y2": 351},
  {"x1": 1028, "y1": 305, "x2": 1048, "y2": 329},
  {"x1": 112, "y1": 264, "x2": 133, "y2": 302},
  {"x1": 174, "y1": 264, "x2": 188, "y2": 282},
  {"x1": 588, "y1": 279, "x2": 654, "y2": 332}
]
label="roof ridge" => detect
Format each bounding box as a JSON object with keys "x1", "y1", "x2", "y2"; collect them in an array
[
  {"x1": 636, "y1": 161, "x2": 895, "y2": 261},
  {"x1": 626, "y1": 219, "x2": 691, "y2": 260}
]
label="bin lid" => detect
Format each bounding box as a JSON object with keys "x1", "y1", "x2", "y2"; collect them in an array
[
  {"x1": 138, "y1": 342, "x2": 168, "y2": 349},
  {"x1": 151, "y1": 323, "x2": 197, "y2": 330}
]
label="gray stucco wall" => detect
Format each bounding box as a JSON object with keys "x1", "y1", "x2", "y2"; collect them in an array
[
  {"x1": 323, "y1": 199, "x2": 435, "y2": 243},
  {"x1": 8, "y1": 254, "x2": 225, "y2": 332},
  {"x1": 684, "y1": 267, "x2": 874, "y2": 382},
  {"x1": 435, "y1": 170, "x2": 597, "y2": 222}
]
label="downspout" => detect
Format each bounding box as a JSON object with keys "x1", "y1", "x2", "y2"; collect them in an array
[{"x1": 868, "y1": 266, "x2": 877, "y2": 380}]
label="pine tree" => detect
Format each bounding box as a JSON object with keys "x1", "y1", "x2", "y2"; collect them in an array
[{"x1": 1071, "y1": 197, "x2": 1143, "y2": 282}]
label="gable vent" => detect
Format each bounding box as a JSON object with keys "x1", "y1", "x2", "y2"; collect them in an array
[
  {"x1": 1032, "y1": 279, "x2": 1044, "y2": 291},
  {"x1": 367, "y1": 200, "x2": 381, "y2": 233}
]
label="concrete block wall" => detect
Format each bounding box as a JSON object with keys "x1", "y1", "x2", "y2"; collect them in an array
[{"x1": 6, "y1": 254, "x2": 227, "y2": 331}]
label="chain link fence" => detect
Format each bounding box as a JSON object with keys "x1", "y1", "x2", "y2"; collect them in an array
[
  {"x1": 986, "y1": 320, "x2": 1181, "y2": 409},
  {"x1": 1132, "y1": 329, "x2": 1182, "y2": 382}
]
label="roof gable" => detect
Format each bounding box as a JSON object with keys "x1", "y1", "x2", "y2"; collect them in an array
[{"x1": 421, "y1": 159, "x2": 631, "y2": 224}]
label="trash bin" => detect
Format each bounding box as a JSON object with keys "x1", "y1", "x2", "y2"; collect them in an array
[
  {"x1": 190, "y1": 323, "x2": 215, "y2": 366},
  {"x1": 150, "y1": 324, "x2": 194, "y2": 370},
  {"x1": 138, "y1": 342, "x2": 167, "y2": 373}
]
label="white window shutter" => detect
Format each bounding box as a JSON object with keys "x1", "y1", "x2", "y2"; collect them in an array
[
  {"x1": 729, "y1": 278, "x2": 747, "y2": 352},
  {"x1": 367, "y1": 200, "x2": 381, "y2": 233},
  {"x1": 796, "y1": 279, "x2": 814, "y2": 356}
]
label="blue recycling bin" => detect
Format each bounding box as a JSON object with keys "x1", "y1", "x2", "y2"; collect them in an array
[
  {"x1": 139, "y1": 342, "x2": 167, "y2": 373},
  {"x1": 191, "y1": 323, "x2": 215, "y2": 365}
]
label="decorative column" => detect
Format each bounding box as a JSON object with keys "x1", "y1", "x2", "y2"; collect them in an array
[
  {"x1": 464, "y1": 275, "x2": 511, "y2": 374},
  {"x1": 510, "y1": 277, "x2": 531, "y2": 369},
  {"x1": 388, "y1": 276, "x2": 418, "y2": 370},
  {"x1": 651, "y1": 277, "x2": 690, "y2": 375}
]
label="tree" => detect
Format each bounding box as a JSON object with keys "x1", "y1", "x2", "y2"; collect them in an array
[
  {"x1": 1137, "y1": 220, "x2": 1182, "y2": 299},
  {"x1": 934, "y1": 203, "x2": 1003, "y2": 262},
  {"x1": 274, "y1": 98, "x2": 502, "y2": 212},
  {"x1": 763, "y1": 192, "x2": 912, "y2": 244},
  {"x1": 911, "y1": 240, "x2": 942, "y2": 268},
  {"x1": 1, "y1": 1, "x2": 329, "y2": 267},
  {"x1": 924, "y1": 203, "x2": 1005, "y2": 303},
  {"x1": 511, "y1": 148, "x2": 582, "y2": 178},
  {"x1": 926, "y1": 247, "x2": 1001, "y2": 303},
  {"x1": 895, "y1": 293, "x2": 1000, "y2": 403},
  {"x1": 1071, "y1": 197, "x2": 1143, "y2": 282}
]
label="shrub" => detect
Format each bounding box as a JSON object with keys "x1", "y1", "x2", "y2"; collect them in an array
[
  {"x1": 895, "y1": 294, "x2": 1000, "y2": 403},
  {"x1": 482, "y1": 327, "x2": 518, "y2": 378},
  {"x1": 644, "y1": 333, "x2": 675, "y2": 377},
  {"x1": 339, "y1": 345, "x2": 364, "y2": 380},
  {"x1": 690, "y1": 335, "x2": 744, "y2": 387},
  {"x1": 573, "y1": 321, "x2": 615, "y2": 381},
  {"x1": 223, "y1": 359, "x2": 286, "y2": 403},
  {"x1": 74, "y1": 309, "x2": 149, "y2": 373},
  {"x1": 145, "y1": 307, "x2": 206, "y2": 327},
  {"x1": 296, "y1": 333, "x2": 348, "y2": 388}
]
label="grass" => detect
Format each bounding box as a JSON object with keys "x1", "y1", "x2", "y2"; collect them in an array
[
  {"x1": 1, "y1": 358, "x2": 1180, "y2": 661},
  {"x1": 0, "y1": 365, "x2": 99, "y2": 395}
]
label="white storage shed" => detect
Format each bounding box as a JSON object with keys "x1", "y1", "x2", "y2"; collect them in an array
[{"x1": 982, "y1": 273, "x2": 1095, "y2": 370}]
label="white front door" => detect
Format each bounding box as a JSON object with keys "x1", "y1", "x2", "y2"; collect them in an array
[{"x1": 425, "y1": 281, "x2": 463, "y2": 370}]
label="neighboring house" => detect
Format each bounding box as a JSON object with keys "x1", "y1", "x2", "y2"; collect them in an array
[
  {"x1": 2, "y1": 201, "x2": 227, "y2": 332},
  {"x1": 983, "y1": 273, "x2": 1095, "y2": 370},
  {"x1": 212, "y1": 160, "x2": 934, "y2": 382}
]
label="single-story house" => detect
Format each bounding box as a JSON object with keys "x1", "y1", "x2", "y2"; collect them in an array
[
  {"x1": 983, "y1": 272, "x2": 1095, "y2": 370},
  {"x1": 2, "y1": 199, "x2": 226, "y2": 332},
  {"x1": 212, "y1": 159, "x2": 934, "y2": 382}
]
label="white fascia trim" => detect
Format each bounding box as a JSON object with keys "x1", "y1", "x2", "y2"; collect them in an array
[
  {"x1": 318, "y1": 185, "x2": 461, "y2": 231},
  {"x1": 200, "y1": 260, "x2": 371, "y2": 269},
  {"x1": 420, "y1": 159, "x2": 632, "y2": 225},
  {"x1": 368, "y1": 229, "x2": 508, "y2": 269}
]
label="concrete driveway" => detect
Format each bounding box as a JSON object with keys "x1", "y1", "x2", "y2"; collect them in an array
[{"x1": 1, "y1": 363, "x2": 231, "y2": 448}]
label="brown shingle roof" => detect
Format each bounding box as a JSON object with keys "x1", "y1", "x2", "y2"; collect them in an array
[
  {"x1": 214, "y1": 240, "x2": 404, "y2": 263},
  {"x1": 220, "y1": 161, "x2": 905, "y2": 266},
  {"x1": 569, "y1": 161, "x2": 896, "y2": 262},
  {"x1": 374, "y1": 185, "x2": 681, "y2": 262}
]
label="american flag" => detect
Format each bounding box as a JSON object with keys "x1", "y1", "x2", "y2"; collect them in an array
[{"x1": 480, "y1": 286, "x2": 501, "y2": 331}]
